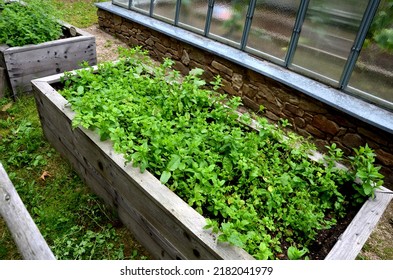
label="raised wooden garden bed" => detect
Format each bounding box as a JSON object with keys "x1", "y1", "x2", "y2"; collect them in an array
[
  {"x1": 31, "y1": 68, "x2": 392, "y2": 260},
  {"x1": 0, "y1": 22, "x2": 96, "y2": 98}
]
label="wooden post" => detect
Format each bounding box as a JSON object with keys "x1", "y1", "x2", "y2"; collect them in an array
[{"x1": 0, "y1": 163, "x2": 56, "y2": 260}]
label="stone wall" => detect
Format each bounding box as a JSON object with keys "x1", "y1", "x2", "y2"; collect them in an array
[{"x1": 98, "y1": 9, "x2": 393, "y2": 189}]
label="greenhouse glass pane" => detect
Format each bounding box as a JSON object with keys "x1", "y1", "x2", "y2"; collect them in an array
[
  {"x1": 179, "y1": 0, "x2": 209, "y2": 33},
  {"x1": 291, "y1": 0, "x2": 368, "y2": 84},
  {"x1": 112, "y1": 0, "x2": 129, "y2": 7},
  {"x1": 247, "y1": 0, "x2": 300, "y2": 61},
  {"x1": 348, "y1": 0, "x2": 393, "y2": 106},
  {"x1": 153, "y1": 0, "x2": 177, "y2": 22},
  {"x1": 209, "y1": 0, "x2": 249, "y2": 45},
  {"x1": 132, "y1": 0, "x2": 151, "y2": 14}
]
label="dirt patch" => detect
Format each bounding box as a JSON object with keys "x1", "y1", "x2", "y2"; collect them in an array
[{"x1": 82, "y1": 24, "x2": 128, "y2": 63}]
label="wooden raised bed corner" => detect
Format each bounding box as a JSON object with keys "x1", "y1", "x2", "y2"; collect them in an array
[
  {"x1": 0, "y1": 22, "x2": 96, "y2": 98},
  {"x1": 31, "y1": 72, "x2": 392, "y2": 260}
]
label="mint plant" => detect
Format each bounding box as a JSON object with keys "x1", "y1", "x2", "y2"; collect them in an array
[
  {"x1": 59, "y1": 47, "x2": 384, "y2": 260},
  {"x1": 0, "y1": 0, "x2": 62, "y2": 47},
  {"x1": 287, "y1": 246, "x2": 309, "y2": 260}
]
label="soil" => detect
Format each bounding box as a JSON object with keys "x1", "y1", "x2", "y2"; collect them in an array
[
  {"x1": 81, "y1": 24, "x2": 393, "y2": 260},
  {"x1": 82, "y1": 24, "x2": 128, "y2": 63}
]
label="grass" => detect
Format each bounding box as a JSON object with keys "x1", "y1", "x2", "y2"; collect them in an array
[
  {"x1": 0, "y1": 94, "x2": 151, "y2": 260},
  {"x1": 49, "y1": 0, "x2": 108, "y2": 28}
]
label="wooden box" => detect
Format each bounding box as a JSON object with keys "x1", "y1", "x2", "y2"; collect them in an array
[
  {"x1": 31, "y1": 71, "x2": 392, "y2": 260},
  {"x1": 0, "y1": 22, "x2": 96, "y2": 98}
]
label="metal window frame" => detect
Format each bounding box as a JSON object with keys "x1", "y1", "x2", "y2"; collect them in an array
[
  {"x1": 240, "y1": 0, "x2": 256, "y2": 51},
  {"x1": 205, "y1": 0, "x2": 215, "y2": 37},
  {"x1": 174, "y1": 0, "x2": 182, "y2": 26},
  {"x1": 284, "y1": 0, "x2": 310, "y2": 68},
  {"x1": 339, "y1": 0, "x2": 381, "y2": 90}
]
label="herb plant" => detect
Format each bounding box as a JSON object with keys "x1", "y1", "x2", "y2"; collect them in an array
[
  {"x1": 59, "y1": 47, "x2": 384, "y2": 260},
  {"x1": 0, "y1": 0, "x2": 62, "y2": 47}
]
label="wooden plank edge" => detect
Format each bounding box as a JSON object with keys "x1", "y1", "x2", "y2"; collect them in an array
[
  {"x1": 3, "y1": 36, "x2": 95, "y2": 55},
  {"x1": 325, "y1": 186, "x2": 393, "y2": 260},
  {"x1": 31, "y1": 64, "x2": 100, "y2": 85}
]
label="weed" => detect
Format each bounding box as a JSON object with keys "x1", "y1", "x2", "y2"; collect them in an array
[{"x1": 104, "y1": 40, "x2": 113, "y2": 48}]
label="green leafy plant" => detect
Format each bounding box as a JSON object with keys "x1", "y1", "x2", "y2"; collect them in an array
[
  {"x1": 59, "y1": 47, "x2": 384, "y2": 260},
  {"x1": 350, "y1": 144, "x2": 384, "y2": 201},
  {"x1": 287, "y1": 246, "x2": 309, "y2": 260},
  {"x1": 0, "y1": 0, "x2": 62, "y2": 47}
]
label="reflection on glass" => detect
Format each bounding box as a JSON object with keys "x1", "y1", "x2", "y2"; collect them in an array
[
  {"x1": 132, "y1": 0, "x2": 151, "y2": 14},
  {"x1": 112, "y1": 0, "x2": 129, "y2": 7},
  {"x1": 247, "y1": 0, "x2": 300, "y2": 62},
  {"x1": 291, "y1": 0, "x2": 368, "y2": 83},
  {"x1": 179, "y1": 0, "x2": 209, "y2": 33},
  {"x1": 348, "y1": 0, "x2": 393, "y2": 106},
  {"x1": 209, "y1": 0, "x2": 249, "y2": 45},
  {"x1": 153, "y1": 0, "x2": 177, "y2": 23}
]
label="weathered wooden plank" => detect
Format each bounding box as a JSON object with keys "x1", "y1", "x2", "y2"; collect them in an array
[
  {"x1": 0, "y1": 163, "x2": 56, "y2": 260},
  {"x1": 325, "y1": 188, "x2": 393, "y2": 260},
  {"x1": 33, "y1": 80, "x2": 253, "y2": 260},
  {"x1": 2, "y1": 36, "x2": 94, "y2": 55},
  {"x1": 4, "y1": 39, "x2": 96, "y2": 94}
]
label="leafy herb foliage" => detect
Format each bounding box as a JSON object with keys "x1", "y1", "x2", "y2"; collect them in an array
[
  {"x1": 0, "y1": 0, "x2": 62, "y2": 47},
  {"x1": 60, "y1": 47, "x2": 384, "y2": 259}
]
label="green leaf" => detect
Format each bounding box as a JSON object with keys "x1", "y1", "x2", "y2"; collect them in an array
[
  {"x1": 167, "y1": 154, "x2": 181, "y2": 171},
  {"x1": 228, "y1": 233, "x2": 244, "y2": 247},
  {"x1": 189, "y1": 68, "x2": 204, "y2": 76},
  {"x1": 287, "y1": 246, "x2": 308, "y2": 260},
  {"x1": 160, "y1": 170, "x2": 171, "y2": 184},
  {"x1": 254, "y1": 243, "x2": 273, "y2": 260},
  {"x1": 77, "y1": 86, "x2": 84, "y2": 95}
]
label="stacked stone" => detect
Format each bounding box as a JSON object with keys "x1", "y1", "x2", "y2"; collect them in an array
[{"x1": 98, "y1": 10, "x2": 393, "y2": 189}]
